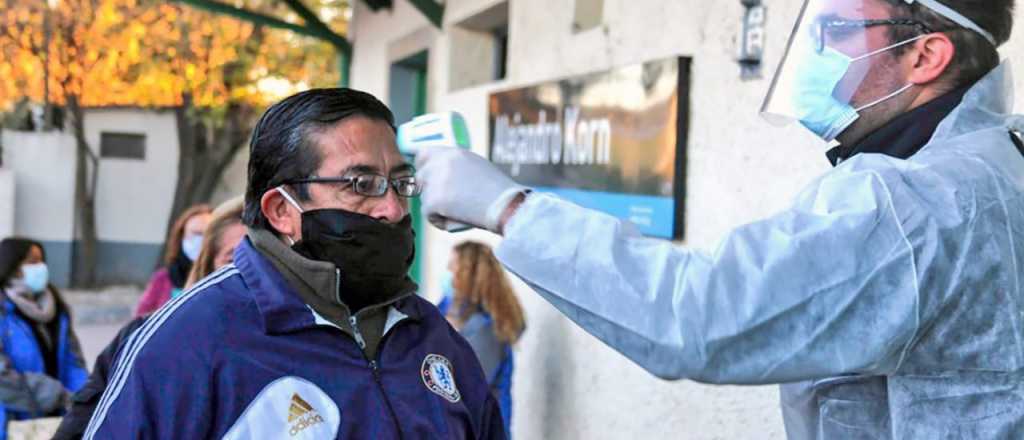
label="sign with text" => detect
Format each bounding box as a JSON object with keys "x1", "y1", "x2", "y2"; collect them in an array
[{"x1": 488, "y1": 57, "x2": 690, "y2": 239}]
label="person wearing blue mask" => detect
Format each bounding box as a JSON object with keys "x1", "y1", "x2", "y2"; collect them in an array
[
  {"x1": 0, "y1": 238, "x2": 87, "y2": 439},
  {"x1": 416, "y1": 0, "x2": 1024, "y2": 438},
  {"x1": 134, "y1": 204, "x2": 211, "y2": 317}
]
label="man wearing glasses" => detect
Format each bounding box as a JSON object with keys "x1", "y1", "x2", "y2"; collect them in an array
[
  {"x1": 83, "y1": 89, "x2": 507, "y2": 439},
  {"x1": 417, "y1": 0, "x2": 1022, "y2": 438}
]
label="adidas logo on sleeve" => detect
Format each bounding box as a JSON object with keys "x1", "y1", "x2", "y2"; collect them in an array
[
  {"x1": 222, "y1": 376, "x2": 340, "y2": 440},
  {"x1": 288, "y1": 393, "x2": 325, "y2": 435}
]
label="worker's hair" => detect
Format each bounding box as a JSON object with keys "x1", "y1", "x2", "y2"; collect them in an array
[
  {"x1": 243, "y1": 88, "x2": 397, "y2": 232},
  {"x1": 446, "y1": 241, "x2": 526, "y2": 345},
  {"x1": 882, "y1": 0, "x2": 1014, "y2": 89}
]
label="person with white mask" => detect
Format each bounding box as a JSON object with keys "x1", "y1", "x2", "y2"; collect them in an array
[
  {"x1": 0, "y1": 238, "x2": 87, "y2": 440},
  {"x1": 415, "y1": 0, "x2": 1024, "y2": 437}
]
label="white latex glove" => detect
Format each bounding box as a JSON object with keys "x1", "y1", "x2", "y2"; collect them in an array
[{"x1": 415, "y1": 147, "x2": 526, "y2": 232}]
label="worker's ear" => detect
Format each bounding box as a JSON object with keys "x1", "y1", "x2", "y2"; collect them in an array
[
  {"x1": 261, "y1": 188, "x2": 301, "y2": 242},
  {"x1": 906, "y1": 33, "x2": 955, "y2": 86}
]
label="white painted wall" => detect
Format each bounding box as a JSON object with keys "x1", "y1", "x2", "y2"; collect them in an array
[
  {"x1": 0, "y1": 170, "x2": 14, "y2": 239},
  {"x1": 83, "y1": 108, "x2": 179, "y2": 244},
  {"x1": 1, "y1": 130, "x2": 77, "y2": 242},
  {"x1": 350, "y1": 1, "x2": 1024, "y2": 438}
]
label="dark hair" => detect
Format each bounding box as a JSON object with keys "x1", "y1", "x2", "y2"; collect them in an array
[
  {"x1": 0, "y1": 238, "x2": 45, "y2": 287},
  {"x1": 884, "y1": 0, "x2": 1014, "y2": 89},
  {"x1": 242, "y1": 88, "x2": 397, "y2": 231}
]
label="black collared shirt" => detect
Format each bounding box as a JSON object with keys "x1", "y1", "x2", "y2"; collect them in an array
[{"x1": 826, "y1": 87, "x2": 970, "y2": 166}]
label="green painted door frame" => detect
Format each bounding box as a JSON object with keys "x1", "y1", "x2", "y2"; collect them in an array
[{"x1": 408, "y1": 62, "x2": 428, "y2": 283}]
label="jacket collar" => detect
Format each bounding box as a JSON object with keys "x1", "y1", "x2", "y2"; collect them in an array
[
  {"x1": 826, "y1": 86, "x2": 970, "y2": 166},
  {"x1": 233, "y1": 237, "x2": 422, "y2": 335}
]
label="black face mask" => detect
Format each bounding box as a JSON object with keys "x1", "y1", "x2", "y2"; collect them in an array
[{"x1": 290, "y1": 209, "x2": 417, "y2": 313}]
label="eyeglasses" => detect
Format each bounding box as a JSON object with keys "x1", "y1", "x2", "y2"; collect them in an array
[
  {"x1": 284, "y1": 173, "x2": 422, "y2": 198},
  {"x1": 813, "y1": 17, "x2": 933, "y2": 53}
]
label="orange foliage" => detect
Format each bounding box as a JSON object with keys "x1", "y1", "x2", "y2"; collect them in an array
[{"x1": 0, "y1": 0, "x2": 345, "y2": 111}]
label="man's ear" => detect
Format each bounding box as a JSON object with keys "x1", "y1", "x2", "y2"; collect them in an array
[
  {"x1": 907, "y1": 33, "x2": 956, "y2": 85},
  {"x1": 261, "y1": 188, "x2": 299, "y2": 238}
]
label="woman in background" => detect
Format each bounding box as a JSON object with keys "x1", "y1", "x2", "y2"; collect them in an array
[
  {"x1": 0, "y1": 238, "x2": 87, "y2": 439},
  {"x1": 134, "y1": 204, "x2": 211, "y2": 317},
  {"x1": 54, "y1": 197, "x2": 246, "y2": 440},
  {"x1": 439, "y1": 241, "x2": 526, "y2": 437},
  {"x1": 185, "y1": 197, "x2": 246, "y2": 287}
]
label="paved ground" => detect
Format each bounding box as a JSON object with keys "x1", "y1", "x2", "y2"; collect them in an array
[
  {"x1": 64, "y1": 285, "x2": 141, "y2": 369},
  {"x1": 74, "y1": 320, "x2": 131, "y2": 370}
]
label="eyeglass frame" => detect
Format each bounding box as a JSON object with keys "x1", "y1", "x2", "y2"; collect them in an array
[
  {"x1": 813, "y1": 17, "x2": 934, "y2": 53},
  {"x1": 283, "y1": 173, "x2": 422, "y2": 198}
]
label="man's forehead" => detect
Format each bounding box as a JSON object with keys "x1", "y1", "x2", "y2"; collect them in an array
[{"x1": 313, "y1": 117, "x2": 409, "y2": 176}]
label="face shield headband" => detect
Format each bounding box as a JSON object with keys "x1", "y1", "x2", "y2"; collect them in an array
[{"x1": 905, "y1": 0, "x2": 996, "y2": 46}]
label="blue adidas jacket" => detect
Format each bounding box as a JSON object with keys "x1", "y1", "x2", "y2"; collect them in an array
[
  {"x1": 83, "y1": 239, "x2": 506, "y2": 439},
  {"x1": 0, "y1": 299, "x2": 88, "y2": 439}
]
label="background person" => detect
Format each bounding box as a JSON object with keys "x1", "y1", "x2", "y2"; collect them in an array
[
  {"x1": 438, "y1": 241, "x2": 525, "y2": 437},
  {"x1": 0, "y1": 238, "x2": 87, "y2": 439},
  {"x1": 134, "y1": 204, "x2": 211, "y2": 317},
  {"x1": 185, "y1": 196, "x2": 246, "y2": 288}
]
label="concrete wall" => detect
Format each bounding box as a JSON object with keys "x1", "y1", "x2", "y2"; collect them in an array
[
  {"x1": 0, "y1": 170, "x2": 13, "y2": 239},
  {"x1": 83, "y1": 108, "x2": 180, "y2": 284},
  {"x1": 1, "y1": 130, "x2": 78, "y2": 286},
  {"x1": 1, "y1": 108, "x2": 182, "y2": 286},
  {"x1": 84, "y1": 108, "x2": 179, "y2": 245},
  {"x1": 350, "y1": 1, "x2": 1024, "y2": 438}
]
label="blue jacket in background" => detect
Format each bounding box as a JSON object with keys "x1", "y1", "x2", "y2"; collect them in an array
[
  {"x1": 0, "y1": 300, "x2": 88, "y2": 439},
  {"x1": 437, "y1": 297, "x2": 514, "y2": 435},
  {"x1": 83, "y1": 239, "x2": 505, "y2": 439}
]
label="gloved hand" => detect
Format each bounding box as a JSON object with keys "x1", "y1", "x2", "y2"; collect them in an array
[{"x1": 415, "y1": 147, "x2": 526, "y2": 232}]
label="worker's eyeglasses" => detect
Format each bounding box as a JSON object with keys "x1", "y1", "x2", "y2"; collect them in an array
[
  {"x1": 812, "y1": 17, "x2": 932, "y2": 53},
  {"x1": 284, "y1": 174, "x2": 422, "y2": 198}
]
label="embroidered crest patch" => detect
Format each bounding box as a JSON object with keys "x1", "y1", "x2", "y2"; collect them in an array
[{"x1": 421, "y1": 354, "x2": 461, "y2": 403}]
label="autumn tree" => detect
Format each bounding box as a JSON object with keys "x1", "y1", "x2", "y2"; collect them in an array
[{"x1": 1, "y1": 0, "x2": 140, "y2": 286}]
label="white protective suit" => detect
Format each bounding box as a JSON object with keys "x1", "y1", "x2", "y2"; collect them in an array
[{"x1": 495, "y1": 62, "x2": 1024, "y2": 438}]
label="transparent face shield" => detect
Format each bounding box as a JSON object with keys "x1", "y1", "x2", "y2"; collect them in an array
[{"x1": 760, "y1": 0, "x2": 933, "y2": 141}]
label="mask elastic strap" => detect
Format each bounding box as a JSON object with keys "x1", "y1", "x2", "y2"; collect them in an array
[
  {"x1": 851, "y1": 34, "x2": 927, "y2": 62},
  {"x1": 855, "y1": 83, "x2": 915, "y2": 112},
  {"x1": 276, "y1": 186, "x2": 302, "y2": 246},
  {"x1": 905, "y1": 0, "x2": 997, "y2": 46},
  {"x1": 276, "y1": 186, "x2": 305, "y2": 213}
]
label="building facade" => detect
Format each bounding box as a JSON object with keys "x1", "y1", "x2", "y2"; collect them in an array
[
  {"x1": 348, "y1": 0, "x2": 1024, "y2": 438},
  {"x1": 3, "y1": 108, "x2": 193, "y2": 286}
]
